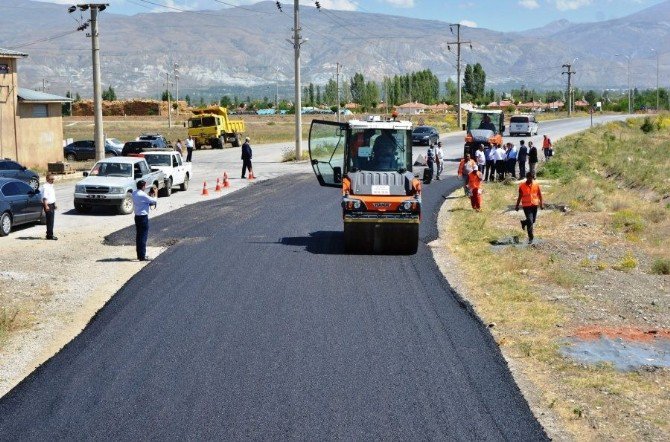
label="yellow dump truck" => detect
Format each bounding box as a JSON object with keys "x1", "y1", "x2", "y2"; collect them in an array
[{"x1": 187, "y1": 106, "x2": 246, "y2": 149}]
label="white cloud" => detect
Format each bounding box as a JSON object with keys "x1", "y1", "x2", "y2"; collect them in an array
[
  {"x1": 555, "y1": 0, "x2": 592, "y2": 11},
  {"x1": 383, "y1": 0, "x2": 415, "y2": 8},
  {"x1": 518, "y1": 0, "x2": 540, "y2": 9},
  {"x1": 459, "y1": 19, "x2": 477, "y2": 27}
]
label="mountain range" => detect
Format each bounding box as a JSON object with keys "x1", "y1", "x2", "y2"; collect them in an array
[{"x1": 0, "y1": 0, "x2": 668, "y2": 99}]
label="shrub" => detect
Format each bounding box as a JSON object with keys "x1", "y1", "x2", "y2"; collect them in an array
[
  {"x1": 650, "y1": 258, "x2": 670, "y2": 275},
  {"x1": 614, "y1": 252, "x2": 638, "y2": 271},
  {"x1": 612, "y1": 209, "x2": 645, "y2": 233},
  {"x1": 640, "y1": 117, "x2": 656, "y2": 134},
  {"x1": 267, "y1": 121, "x2": 276, "y2": 126}
]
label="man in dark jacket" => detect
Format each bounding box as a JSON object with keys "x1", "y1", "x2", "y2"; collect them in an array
[
  {"x1": 517, "y1": 140, "x2": 528, "y2": 179},
  {"x1": 528, "y1": 141, "x2": 539, "y2": 178},
  {"x1": 241, "y1": 137, "x2": 253, "y2": 178}
]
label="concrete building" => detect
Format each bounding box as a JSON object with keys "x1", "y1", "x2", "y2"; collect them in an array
[
  {"x1": 395, "y1": 102, "x2": 427, "y2": 115},
  {"x1": 1, "y1": 48, "x2": 71, "y2": 169}
]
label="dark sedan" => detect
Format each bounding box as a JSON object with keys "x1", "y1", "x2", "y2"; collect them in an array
[
  {"x1": 64, "y1": 140, "x2": 122, "y2": 161},
  {"x1": 411, "y1": 126, "x2": 440, "y2": 146},
  {"x1": 0, "y1": 159, "x2": 40, "y2": 190},
  {"x1": 0, "y1": 178, "x2": 44, "y2": 236}
]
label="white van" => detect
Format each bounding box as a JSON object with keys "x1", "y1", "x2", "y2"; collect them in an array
[{"x1": 509, "y1": 114, "x2": 539, "y2": 136}]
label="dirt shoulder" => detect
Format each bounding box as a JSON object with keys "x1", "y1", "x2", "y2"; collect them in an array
[{"x1": 433, "y1": 117, "x2": 670, "y2": 440}]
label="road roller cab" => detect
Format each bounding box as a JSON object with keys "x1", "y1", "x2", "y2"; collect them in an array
[{"x1": 309, "y1": 118, "x2": 421, "y2": 254}]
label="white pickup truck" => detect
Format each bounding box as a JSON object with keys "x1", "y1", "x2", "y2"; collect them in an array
[
  {"x1": 74, "y1": 157, "x2": 168, "y2": 215},
  {"x1": 141, "y1": 151, "x2": 192, "y2": 196}
]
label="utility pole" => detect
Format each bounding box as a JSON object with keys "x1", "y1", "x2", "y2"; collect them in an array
[
  {"x1": 69, "y1": 3, "x2": 108, "y2": 161},
  {"x1": 651, "y1": 49, "x2": 659, "y2": 111},
  {"x1": 41, "y1": 79, "x2": 49, "y2": 92},
  {"x1": 448, "y1": 23, "x2": 471, "y2": 129},
  {"x1": 164, "y1": 72, "x2": 173, "y2": 128},
  {"x1": 275, "y1": 66, "x2": 280, "y2": 112},
  {"x1": 286, "y1": 0, "x2": 307, "y2": 159},
  {"x1": 336, "y1": 62, "x2": 341, "y2": 122},
  {"x1": 562, "y1": 62, "x2": 576, "y2": 116},
  {"x1": 616, "y1": 54, "x2": 632, "y2": 114},
  {"x1": 173, "y1": 62, "x2": 179, "y2": 116}
]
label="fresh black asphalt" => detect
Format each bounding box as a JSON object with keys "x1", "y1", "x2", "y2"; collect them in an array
[{"x1": 0, "y1": 173, "x2": 547, "y2": 440}]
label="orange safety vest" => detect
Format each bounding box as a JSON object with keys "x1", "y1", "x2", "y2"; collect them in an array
[
  {"x1": 519, "y1": 182, "x2": 541, "y2": 207},
  {"x1": 543, "y1": 137, "x2": 552, "y2": 149},
  {"x1": 457, "y1": 159, "x2": 466, "y2": 177},
  {"x1": 468, "y1": 170, "x2": 482, "y2": 190}
]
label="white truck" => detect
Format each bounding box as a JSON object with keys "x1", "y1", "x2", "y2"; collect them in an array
[
  {"x1": 140, "y1": 151, "x2": 192, "y2": 196},
  {"x1": 74, "y1": 157, "x2": 168, "y2": 215}
]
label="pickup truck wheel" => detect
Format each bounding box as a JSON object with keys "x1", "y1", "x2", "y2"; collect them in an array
[
  {"x1": 159, "y1": 178, "x2": 173, "y2": 197},
  {"x1": 118, "y1": 193, "x2": 134, "y2": 215},
  {"x1": 180, "y1": 174, "x2": 189, "y2": 191},
  {"x1": 0, "y1": 212, "x2": 12, "y2": 236},
  {"x1": 66, "y1": 153, "x2": 76, "y2": 162},
  {"x1": 74, "y1": 203, "x2": 92, "y2": 213}
]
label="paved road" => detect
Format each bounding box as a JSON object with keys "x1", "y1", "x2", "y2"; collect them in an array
[
  {"x1": 0, "y1": 172, "x2": 547, "y2": 440},
  {"x1": 0, "y1": 115, "x2": 630, "y2": 439}
]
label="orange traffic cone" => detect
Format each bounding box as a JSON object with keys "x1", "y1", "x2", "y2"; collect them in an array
[
  {"x1": 223, "y1": 172, "x2": 230, "y2": 188},
  {"x1": 215, "y1": 178, "x2": 222, "y2": 192},
  {"x1": 201, "y1": 181, "x2": 209, "y2": 196},
  {"x1": 248, "y1": 171, "x2": 255, "y2": 180}
]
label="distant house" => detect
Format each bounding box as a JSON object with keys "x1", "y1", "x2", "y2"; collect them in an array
[
  {"x1": 426, "y1": 103, "x2": 452, "y2": 113},
  {"x1": 487, "y1": 100, "x2": 514, "y2": 110},
  {"x1": 546, "y1": 101, "x2": 565, "y2": 111},
  {"x1": 0, "y1": 48, "x2": 71, "y2": 169},
  {"x1": 574, "y1": 100, "x2": 590, "y2": 108},
  {"x1": 517, "y1": 101, "x2": 546, "y2": 112},
  {"x1": 395, "y1": 102, "x2": 427, "y2": 115},
  {"x1": 344, "y1": 102, "x2": 359, "y2": 110}
]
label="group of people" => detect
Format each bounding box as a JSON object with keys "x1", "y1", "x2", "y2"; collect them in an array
[
  {"x1": 426, "y1": 141, "x2": 445, "y2": 180},
  {"x1": 457, "y1": 137, "x2": 549, "y2": 244},
  {"x1": 476, "y1": 135, "x2": 553, "y2": 183}
]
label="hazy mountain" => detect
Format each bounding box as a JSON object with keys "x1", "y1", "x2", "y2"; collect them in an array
[{"x1": 0, "y1": 0, "x2": 667, "y2": 98}]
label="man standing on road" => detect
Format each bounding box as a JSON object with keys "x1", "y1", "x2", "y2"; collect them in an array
[
  {"x1": 41, "y1": 173, "x2": 57, "y2": 241},
  {"x1": 493, "y1": 143, "x2": 506, "y2": 181},
  {"x1": 506, "y1": 142, "x2": 518, "y2": 178},
  {"x1": 517, "y1": 140, "x2": 528, "y2": 180},
  {"x1": 434, "y1": 141, "x2": 444, "y2": 180},
  {"x1": 132, "y1": 180, "x2": 157, "y2": 262},
  {"x1": 515, "y1": 172, "x2": 544, "y2": 244},
  {"x1": 528, "y1": 141, "x2": 539, "y2": 178},
  {"x1": 185, "y1": 136, "x2": 195, "y2": 163},
  {"x1": 241, "y1": 136, "x2": 254, "y2": 179},
  {"x1": 484, "y1": 145, "x2": 494, "y2": 182}
]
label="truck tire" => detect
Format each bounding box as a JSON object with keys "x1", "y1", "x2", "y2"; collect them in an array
[
  {"x1": 118, "y1": 193, "x2": 134, "y2": 215},
  {"x1": 180, "y1": 174, "x2": 189, "y2": 191},
  {"x1": 159, "y1": 178, "x2": 172, "y2": 197},
  {"x1": 232, "y1": 133, "x2": 241, "y2": 147},
  {"x1": 218, "y1": 136, "x2": 225, "y2": 149},
  {"x1": 74, "y1": 203, "x2": 92, "y2": 213}
]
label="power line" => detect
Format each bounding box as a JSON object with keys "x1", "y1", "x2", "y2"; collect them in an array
[{"x1": 6, "y1": 29, "x2": 79, "y2": 49}]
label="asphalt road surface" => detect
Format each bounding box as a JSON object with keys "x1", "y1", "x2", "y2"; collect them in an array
[{"x1": 0, "y1": 169, "x2": 547, "y2": 440}]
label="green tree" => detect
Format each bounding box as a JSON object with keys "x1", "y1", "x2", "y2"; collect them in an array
[
  {"x1": 102, "y1": 85, "x2": 116, "y2": 101},
  {"x1": 364, "y1": 81, "x2": 380, "y2": 109},
  {"x1": 472, "y1": 63, "x2": 486, "y2": 100},
  {"x1": 184, "y1": 94, "x2": 191, "y2": 105},
  {"x1": 62, "y1": 91, "x2": 72, "y2": 115},
  {"x1": 220, "y1": 95, "x2": 232, "y2": 107},
  {"x1": 584, "y1": 90, "x2": 598, "y2": 106},
  {"x1": 308, "y1": 83, "x2": 315, "y2": 106},
  {"x1": 444, "y1": 78, "x2": 457, "y2": 104},
  {"x1": 324, "y1": 78, "x2": 338, "y2": 105},
  {"x1": 316, "y1": 85, "x2": 322, "y2": 105},
  {"x1": 487, "y1": 88, "x2": 495, "y2": 103},
  {"x1": 75, "y1": 92, "x2": 81, "y2": 102},
  {"x1": 350, "y1": 73, "x2": 366, "y2": 104},
  {"x1": 463, "y1": 64, "x2": 475, "y2": 98},
  {"x1": 161, "y1": 89, "x2": 172, "y2": 102}
]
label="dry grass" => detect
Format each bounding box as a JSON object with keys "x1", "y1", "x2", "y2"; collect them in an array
[{"x1": 443, "y1": 116, "x2": 670, "y2": 440}]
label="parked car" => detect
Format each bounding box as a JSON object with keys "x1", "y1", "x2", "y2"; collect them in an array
[
  {"x1": 411, "y1": 126, "x2": 440, "y2": 146},
  {"x1": 142, "y1": 151, "x2": 192, "y2": 196},
  {"x1": 73, "y1": 157, "x2": 168, "y2": 215},
  {"x1": 121, "y1": 141, "x2": 172, "y2": 156},
  {"x1": 106, "y1": 138, "x2": 124, "y2": 151},
  {"x1": 64, "y1": 140, "x2": 122, "y2": 161},
  {"x1": 0, "y1": 159, "x2": 40, "y2": 190},
  {"x1": 509, "y1": 114, "x2": 539, "y2": 136},
  {"x1": 136, "y1": 133, "x2": 169, "y2": 149},
  {"x1": 0, "y1": 177, "x2": 44, "y2": 236}
]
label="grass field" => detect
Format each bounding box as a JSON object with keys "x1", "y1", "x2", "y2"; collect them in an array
[{"x1": 443, "y1": 115, "x2": 670, "y2": 440}]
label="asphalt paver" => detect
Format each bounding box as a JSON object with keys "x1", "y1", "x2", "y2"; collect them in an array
[{"x1": 0, "y1": 173, "x2": 547, "y2": 440}]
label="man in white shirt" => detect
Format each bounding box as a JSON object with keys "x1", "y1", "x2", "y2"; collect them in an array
[
  {"x1": 475, "y1": 145, "x2": 486, "y2": 176},
  {"x1": 41, "y1": 174, "x2": 57, "y2": 240},
  {"x1": 132, "y1": 180, "x2": 157, "y2": 261},
  {"x1": 493, "y1": 144, "x2": 506, "y2": 181},
  {"x1": 185, "y1": 136, "x2": 195, "y2": 162},
  {"x1": 434, "y1": 141, "x2": 444, "y2": 180}
]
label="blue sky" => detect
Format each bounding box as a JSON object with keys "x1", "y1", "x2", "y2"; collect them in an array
[{"x1": 37, "y1": 0, "x2": 665, "y2": 31}]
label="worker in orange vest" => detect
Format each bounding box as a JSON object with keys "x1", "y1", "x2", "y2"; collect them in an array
[
  {"x1": 515, "y1": 171, "x2": 544, "y2": 244},
  {"x1": 468, "y1": 166, "x2": 483, "y2": 211},
  {"x1": 542, "y1": 135, "x2": 553, "y2": 161},
  {"x1": 457, "y1": 153, "x2": 476, "y2": 196}
]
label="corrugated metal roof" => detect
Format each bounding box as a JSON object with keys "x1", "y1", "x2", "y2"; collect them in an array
[
  {"x1": 0, "y1": 47, "x2": 28, "y2": 58},
  {"x1": 18, "y1": 88, "x2": 72, "y2": 103}
]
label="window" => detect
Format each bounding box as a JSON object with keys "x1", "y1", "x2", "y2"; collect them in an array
[
  {"x1": 172, "y1": 156, "x2": 179, "y2": 167},
  {"x1": 176, "y1": 155, "x2": 182, "y2": 166},
  {"x1": 144, "y1": 154, "x2": 170, "y2": 167},
  {"x1": 5, "y1": 161, "x2": 21, "y2": 170},
  {"x1": 15, "y1": 182, "x2": 33, "y2": 194},
  {"x1": 202, "y1": 116, "x2": 216, "y2": 127},
  {"x1": 349, "y1": 128, "x2": 410, "y2": 173},
  {"x1": 1, "y1": 182, "x2": 21, "y2": 196},
  {"x1": 32, "y1": 104, "x2": 48, "y2": 118},
  {"x1": 139, "y1": 161, "x2": 150, "y2": 176}
]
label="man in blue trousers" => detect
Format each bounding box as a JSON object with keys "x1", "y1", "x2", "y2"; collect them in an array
[{"x1": 132, "y1": 180, "x2": 157, "y2": 261}]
